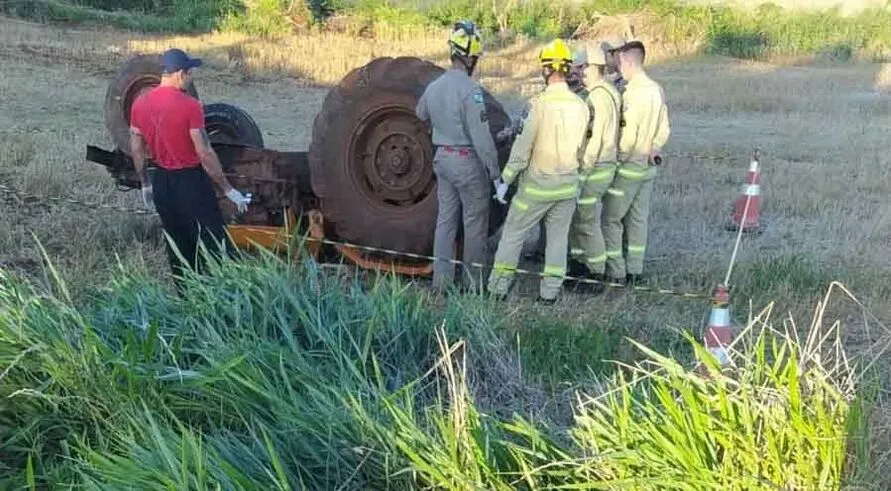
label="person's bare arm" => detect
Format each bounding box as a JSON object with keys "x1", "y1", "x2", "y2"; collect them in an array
[
  {"x1": 190, "y1": 128, "x2": 233, "y2": 193},
  {"x1": 129, "y1": 126, "x2": 149, "y2": 186}
]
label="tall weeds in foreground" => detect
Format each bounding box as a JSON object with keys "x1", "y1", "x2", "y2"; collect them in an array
[
  {"x1": 566, "y1": 328, "x2": 854, "y2": 489},
  {"x1": 354, "y1": 295, "x2": 859, "y2": 489},
  {"x1": 0, "y1": 249, "x2": 867, "y2": 488}
]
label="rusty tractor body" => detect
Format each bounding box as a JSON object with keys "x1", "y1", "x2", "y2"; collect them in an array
[{"x1": 86, "y1": 54, "x2": 519, "y2": 276}]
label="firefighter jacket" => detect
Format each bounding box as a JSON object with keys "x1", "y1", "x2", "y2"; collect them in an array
[
  {"x1": 581, "y1": 79, "x2": 622, "y2": 169},
  {"x1": 617, "y1": 71, "x2": 671, "y2": 178},
  {"x1": 416, "y1": 69, "x2": 500, "y2": 180},
  {"x1": 500, "y1": 81, "x2": 590, "y2": 202}
]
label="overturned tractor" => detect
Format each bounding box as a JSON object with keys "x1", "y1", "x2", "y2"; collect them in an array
[{"x1": 87, "y1": 53, "x2": 518, "y2": 275}]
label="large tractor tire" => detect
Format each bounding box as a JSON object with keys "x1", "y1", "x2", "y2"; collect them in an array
[
  {"x1": 308, "y1": 56, "x2": 512, "y2": 257},
  {"x1": 203, "y1": 103, "x2": 265, "y2": 148},
  {"x1": 104, "y1": 54, "x2": 199, "y2": 155}
]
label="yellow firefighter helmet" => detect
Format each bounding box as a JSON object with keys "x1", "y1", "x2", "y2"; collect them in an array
[
  {"x1": 539, "y1": 39, "x2": 573, "y2": 73},
  {"x1": 448, "y1": 20, "x2": 483, "y2": 58}
]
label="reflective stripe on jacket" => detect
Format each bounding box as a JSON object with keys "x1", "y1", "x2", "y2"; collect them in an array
[
  {"x1": 580, "y1": 80, "x2": 622, "y2": 170},
  {"x1": 617, "y1": 71, "x2": 670, "y2": 169},
  {"x1": 501, "y1": 82, "x2": 590, "y2": 201}
]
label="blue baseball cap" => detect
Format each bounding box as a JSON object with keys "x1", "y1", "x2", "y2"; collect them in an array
[{"x1": 161, "y1": 48, "x2": 203, "y2": 74}]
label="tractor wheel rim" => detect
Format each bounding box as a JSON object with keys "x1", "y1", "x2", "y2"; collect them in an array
[
  {"x1": 122, "y1": 74, "x2": 160, "y2": 126},
  {"x1": 351, "y1": 104, "x2": 433, "y2": 208}
]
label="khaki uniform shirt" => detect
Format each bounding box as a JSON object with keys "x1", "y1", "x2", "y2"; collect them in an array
[
  {"x1": 416, "y1": 69, "x2": 500, "y2": 179},
  {"x1": 501, "y1": 82, "x2": 590, "y2": 201},
  {"x1": 581, "y1": 79, "x2": 621, "y2": 169},
  {"x1": 617, "y1": 71, "x2": 670, "y2": 171}
]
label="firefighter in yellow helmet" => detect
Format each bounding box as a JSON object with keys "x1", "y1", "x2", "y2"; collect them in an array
[
  {"x1": 416, "y1": 20, "x2": 501, "y2": 294},
  {"x1": 601, "y1": 39, "x2": 670, "y2": 285},
  {"x1": 488, "y1": 39, "x2": 590, "y2": 304},
  {"x1": 566, "y1": 40, "x2": 623, "y2": 294}
]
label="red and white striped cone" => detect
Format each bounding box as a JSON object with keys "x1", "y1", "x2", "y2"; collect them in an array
[
  {"x1": 703, "y1": 283, "x2": 733, "y2": 367},
  {"x1": 726, "y1": 150, "x2": 763, "y2": 233}
]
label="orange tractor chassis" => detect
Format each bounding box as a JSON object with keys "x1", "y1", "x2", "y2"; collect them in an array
[{"x1": 85, "y1": 143, "x2": 436, "y2": 277}]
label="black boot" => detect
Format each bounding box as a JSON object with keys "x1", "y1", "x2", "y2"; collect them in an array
[
  {"x1": 567, "y1": 258, "x2": 589, "y2": 278},
  {"x1": 626, "y1": 273, "x2": 645, "y2": 286},
  {"x1": 565, "y1": 259, "x2": 589, "y2": 290},
  {"x1": 577, "y1": 272, "x2": 607, "y2": 295}
]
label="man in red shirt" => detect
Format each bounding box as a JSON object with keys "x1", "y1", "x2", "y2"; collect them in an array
[{"x1": 129, "y1": 48, "x2": 250, "y2": 287}]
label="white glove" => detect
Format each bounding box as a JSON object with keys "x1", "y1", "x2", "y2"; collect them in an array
[
  {"x1": 141, "y1": 185, "x2": 154, "y2": 209},
  {"x1": 493, "y1": 179, "x2": 508, "y2": 204},
  {"x1": 226, "y1": 188, "x2": 251, "y2": 213}
]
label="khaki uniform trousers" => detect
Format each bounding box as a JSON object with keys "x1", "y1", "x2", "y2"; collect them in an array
[
  {"x1": 432, "y1": 149, "x2": 491, "y2": 291},
  {"x1": 488, "y1": 195, "x2": 577, "y2": 300},
  {"x1": 568, "y1": 163, "x2": 618, "y2": 275},
  {"x1": 601, "y1": 163, "x2": 654, "y2": 279}
]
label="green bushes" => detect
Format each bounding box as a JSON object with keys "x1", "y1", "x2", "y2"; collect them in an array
[
  {"x1": 700, "y1": 3, "x2": 891, "y2": 59},
  {"x1": 0, "y1": 247, "x2": 864, "y2": 488},
  {"x1": 1, "y1": 0, "x2": 239, "y2": 32},
  {"x1": 9, "y1": 0, "x2": 891, "y2": 60},
  {"x1": 218, "y1": 0, "x2": 891, "y2": 60},
  {"x1": 219, "y1": 0, "x2": 306, "y2": 36}
]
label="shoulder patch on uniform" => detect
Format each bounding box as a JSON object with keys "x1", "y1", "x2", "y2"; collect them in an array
[{"x1": 472, "y1": 93, "x2": 484, "y2": 104}]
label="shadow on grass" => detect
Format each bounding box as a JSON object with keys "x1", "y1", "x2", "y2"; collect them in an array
[
  {"x1": 704, "y1": 27, "x2": 860, "y2": 64},
  {"x1": 735, "y1": 254, "x2": 843, "y2": 300},
  {"x1": 504, "y1": 310, "x2": 696, "y2": 389}
]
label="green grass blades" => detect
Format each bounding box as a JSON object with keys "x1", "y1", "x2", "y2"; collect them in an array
[
  {"x1": 0, "y1": 254, "x2": 862, "y2": 488},
  {"x1": 567, "y1": 311, "x2": 855, "y2": 490}
]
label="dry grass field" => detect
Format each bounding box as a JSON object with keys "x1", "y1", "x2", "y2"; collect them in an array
[
  {"x1": 683, "y1": 0, "x2": 887, "y2": 16},
  {"x1": 2, "y1": 13, "x2": 891, "y2": 483}
]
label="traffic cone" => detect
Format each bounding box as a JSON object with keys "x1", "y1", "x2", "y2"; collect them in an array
[
  {"x1": 726, "y1": 150, "x2": 763, "y2": 233},
  {"x1": 703, "y1": 283, "x2": 733, "y2": 367}
]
